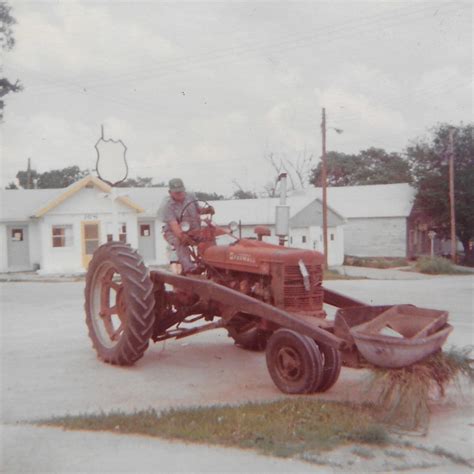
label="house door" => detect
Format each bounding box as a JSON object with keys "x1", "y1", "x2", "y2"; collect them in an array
[
  {"x1": 7, "y1": 225, "x2": 30, "y2": 270},
  {"x1": 138, "y1": 221, "x2": 156, "y2": 261},
  {"x1": 81, "y1": 221, "x2": 100, "y2": 269}
]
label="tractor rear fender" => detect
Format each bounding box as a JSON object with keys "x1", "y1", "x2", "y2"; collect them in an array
[{"x1": 151, "y1": 270, "x2": 345, "y2": 350}]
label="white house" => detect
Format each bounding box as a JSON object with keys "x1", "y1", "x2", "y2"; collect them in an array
[
  {"x1": 211, "y1": 196, "x2": 346, "y2": 266},
  {"x1": 0, "y1": 175, "x2": 345, "y2": 274},
  {"x1": 294, "y1": 183, "x2": 416, "y2": 258},
  {"x1": 0, "y1": 176, "x2": 167, "y2": 274}
]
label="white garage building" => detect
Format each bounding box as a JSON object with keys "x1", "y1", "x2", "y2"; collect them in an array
[{"x1": 296, "y1": 183, "x2": 416, "y2": 258}]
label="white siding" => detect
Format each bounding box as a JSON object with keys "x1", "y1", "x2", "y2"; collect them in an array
[
  {"x1": 0, "y1": 224, "x2": 7, "y2": 272},
  {"x1": 290, "y1": 225, "x2": 344, "y2": 266},
  {"x1": 34, "y1": 187, "x2": 140, "y2": 274},
  {"x1": 29, "y1": 221, "x2": 42, "y2": 269},
  {"x1": 344, "y1": 217, "x2": 407, "y2": 257},
  {"x1": 38, "y1": 212, "x2": 138, "y2": 274}
]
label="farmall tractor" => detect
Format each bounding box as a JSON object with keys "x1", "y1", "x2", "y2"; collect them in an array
[{"x1": 84, "y1": 200, "x2": 452, "y2": 394}]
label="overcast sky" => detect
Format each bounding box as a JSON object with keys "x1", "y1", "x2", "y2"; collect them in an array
[{"x1": 2, "y1": 0, "x2": 472, "y2": 195}]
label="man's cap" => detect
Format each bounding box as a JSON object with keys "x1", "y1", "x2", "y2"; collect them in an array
[{"x1": 168, "y1": 178, "x2": 185, "y2": 192}]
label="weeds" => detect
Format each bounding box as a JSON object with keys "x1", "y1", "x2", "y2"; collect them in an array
[
  {"x1": 366, "y1": 346, "x2": 474, "y2": 430},
  {"x1": 344, "y1": 256, "x2": 409, "y2": 269},
  {"x1": 415, "y1": 256, "x2": 467, "y2": 274}
]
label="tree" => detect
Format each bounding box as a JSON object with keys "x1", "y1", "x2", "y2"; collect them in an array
[
  {"x1": 407, "y1": 123, "x2": 474, "y2": 263},
  {"x1": 263, "y1": 149, "x2": 315, "y2": 196},
  {"x1": 310, "y1": 148, "x2": 412, "y2": 187},
  {"x1": 16, "y1": 165, "x2": 86, "y2": 188},
  {"x1": 6, "y1": 181, "x2": 17, "y2": 189},
  {"x1": 310, "y1": 151, "x2": 360, "y2": 186},
  {"x1": 231, "y1": 179, "x2": 257, "y2": 199},
  {"x1": 1, "y1": 2, "x2": 23, "y2": 121},
  {"x1": 116, "y1": 176, "x2": 166, "y2": 187},
  {"x1": 232, "y1": 189, "x2": 257, "y2": 199},
  {"x1": 15, "y1": 168, "x2": 39, "y2": 188},
  {"x1": 194, "y1": 191, "x2": 224, "y2": 201}
]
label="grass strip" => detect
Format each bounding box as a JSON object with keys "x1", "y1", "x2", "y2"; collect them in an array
[
  {"x1": 344, "y1": 257, "x2": 409, "y2": 269},
  {"x1": 37, "y1": 399, "x2": 388, "y2": 458}
]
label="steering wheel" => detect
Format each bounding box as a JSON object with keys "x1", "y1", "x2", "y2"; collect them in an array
[{"x1": 178, "y1": 199, "x2": 214, "y2": 228}]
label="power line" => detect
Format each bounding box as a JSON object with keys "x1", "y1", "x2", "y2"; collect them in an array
[{"x1": 13, "y1": 2, "x2": 464, "y2": 96}]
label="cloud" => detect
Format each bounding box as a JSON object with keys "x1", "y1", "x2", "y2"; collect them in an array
[
  {"x1": 2, "y1": 113, "x2": 119, "y2": 183},
  {"x1": 2, "y1": 2, "x2": 471, "y2": 195},
  {"x1": 332, "y1": 63, "x2": 402, "y2": 103},
  {"x1": 316, "y1": 86, "x2": 407, "y2": 139},
  {"x1": 10, "y1": 1, "x2": 177, "y2": 75},
  {"x1": 413, "y1": 66, "x2": 471, "y2": 113}
]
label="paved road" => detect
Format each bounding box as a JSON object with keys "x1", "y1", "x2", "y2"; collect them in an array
[{"x1": 1, "y1": 275, "x2": 473, "y2": 472}]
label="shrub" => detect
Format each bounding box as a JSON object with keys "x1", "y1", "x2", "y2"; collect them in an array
[
  {"x1": 344, "y1": 256, "x2": 408, "y2": 269},
  {"x1": 415, "y1": 256, "x2": 460, "y2": 274}
]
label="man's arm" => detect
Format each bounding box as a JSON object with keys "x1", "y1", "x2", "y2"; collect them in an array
[
  {"x1": 169, "y1": 220, "x2": 194, "y2": 245},
  {"x1": 169, "y1": 220, "x2": 184, "y2": 240}
]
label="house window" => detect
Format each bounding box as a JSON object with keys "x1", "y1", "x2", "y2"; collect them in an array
[
  {"x1": 302, "y1": 235, "x2": 307, "y2": 243},
  {"x1": 52, "y1": 225, "x2": 73, "y2": 247},
  {"x1": 107, "y1": 223, "x2": 127, "y2": 243},
  {"x1": 119, "y1": 224, "x2": 127, "y2": 243},
  {"x1": 11, "y1": 228, "x2": 24, "y2": 241},
  {"x1": 330, "y1": 233, "x2": 335, "y2": 241},
  {"x1": 140, "y1": 224, "x2": 151, "y2": 237}
]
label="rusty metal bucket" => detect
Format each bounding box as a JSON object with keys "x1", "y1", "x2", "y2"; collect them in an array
[{"x1": 334, "y1": 305, "x2": 452, "y2": 368}]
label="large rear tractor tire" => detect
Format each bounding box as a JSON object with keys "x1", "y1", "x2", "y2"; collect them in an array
[
  {"x1": 265, "y1": 329, "x2": 323, "y2": 394},
  {"x1": 85, "y1": 242, "x2": 155, "y2": 365}
]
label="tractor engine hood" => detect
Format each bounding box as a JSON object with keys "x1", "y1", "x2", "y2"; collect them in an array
[{"x1": 202, "y1": 238, "x2": 324, "y2": 275}]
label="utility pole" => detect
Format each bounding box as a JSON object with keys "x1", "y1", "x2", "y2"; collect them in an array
[
  {"x1": 448, "y1": 128, "x2": 456, "y2": 263},
  {"x1": 26, "y1": 158, "x2": 32, "y2": 189},
  {"x1": 321, "y1": 108, "x2": 328, "y2": 270}
]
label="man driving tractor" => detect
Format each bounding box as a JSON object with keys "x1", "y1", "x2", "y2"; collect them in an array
[{"x1": 160, "y1": 178, "x2": 214, "y2": 274}]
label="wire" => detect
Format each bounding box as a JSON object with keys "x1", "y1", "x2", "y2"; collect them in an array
[{"x1": 14, "y1": 2, "x2": 464, "y2": 95}]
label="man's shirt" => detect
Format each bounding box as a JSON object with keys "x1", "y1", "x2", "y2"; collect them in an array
[{"x1": 159, "y1": 193, "x2": 201, "y2": 234}]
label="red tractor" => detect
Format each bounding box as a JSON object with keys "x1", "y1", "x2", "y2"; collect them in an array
[{"x1": 85, "y1": 203, "x2": 452, "y2": 394}]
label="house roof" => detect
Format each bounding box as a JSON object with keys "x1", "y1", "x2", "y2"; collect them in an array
[
  {"x1": 1, "y1": 189, "x2": 61, "y2": 222},
  {"x1": 33, "y1": 175, "x2": 144, "y2": 216},
  {"x1": 1, "y1": 179, "x2": 415, "y2": 224},
  {"x1": 210, "y1": 195, "x2": 344, "y2": 227},
  {"x1": 0, "y1": 175, "x2": 144, "y2": 222},
  {"x1": 124, "y1": 187, "x2": 170, "y2": 217},
  {"x1": 293, "y1": 183, "x2": 415, "y2": 218}
]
